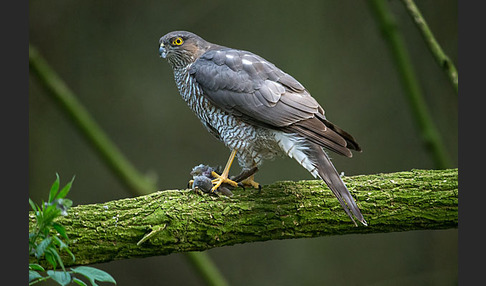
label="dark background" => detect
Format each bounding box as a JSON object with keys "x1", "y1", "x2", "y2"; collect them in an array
[{"x1": 29, "y1": 0, "x2": 457, "y2": 285}]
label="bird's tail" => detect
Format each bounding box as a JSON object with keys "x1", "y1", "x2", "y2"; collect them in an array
[
  {"x1": 275, "y1": 132, "x2": 367, "y2": 226},
  {"x1": 307, "y1": 144, "x2": 367, "y2": 226}
]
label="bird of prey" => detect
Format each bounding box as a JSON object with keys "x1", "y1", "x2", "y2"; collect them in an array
[{"x1": 158, "y1": 31, "x2": 367, "y2": 226}]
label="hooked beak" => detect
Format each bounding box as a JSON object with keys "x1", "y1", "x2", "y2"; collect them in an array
[{"x1": 159, "y1": 43, "x2": 167, "y2": 58}]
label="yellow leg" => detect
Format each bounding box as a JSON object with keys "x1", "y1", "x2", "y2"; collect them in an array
[{"x1": 211, "y1": 149, "x2": 239, "y2": 192}]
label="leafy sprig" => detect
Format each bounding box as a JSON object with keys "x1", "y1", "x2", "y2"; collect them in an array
[{"x1": 29, "y1": 174, "x2": 116, "y2": 286}]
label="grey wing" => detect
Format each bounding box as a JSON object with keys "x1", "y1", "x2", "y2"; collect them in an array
[
  {"x1": 189, "y1": 48, "x2": 319, "y2": 126},
  {"x1": 189, "y1": 48, "x2": 360, "y2": 156}
]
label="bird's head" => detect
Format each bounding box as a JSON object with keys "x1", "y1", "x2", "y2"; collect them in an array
[{"x1": 159, "y1": 31, "x2": 212, "y2": 69}]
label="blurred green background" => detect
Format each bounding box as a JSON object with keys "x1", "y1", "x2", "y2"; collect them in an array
[{"x1": 29, "y1": 0, "x2": 457, "y2": 285}]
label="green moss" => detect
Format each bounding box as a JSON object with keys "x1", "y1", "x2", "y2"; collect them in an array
[{"x1": 29, "y1": 168, "x2": 457, "y2": 267}]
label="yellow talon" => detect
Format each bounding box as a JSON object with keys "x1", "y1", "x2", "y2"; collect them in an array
[
  {"x1": 211, "y1": 149, "x2": 239, "y2": 192},
  {"x1": 211, "y1": 172, "x2": 239, "y2": 190},
  {"x1": 240, "y1": 175, "x2": 261, "y2": 190}
]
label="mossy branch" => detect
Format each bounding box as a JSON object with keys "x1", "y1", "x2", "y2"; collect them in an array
[{"x1": 29, "y1": 169, "x2": 458, "y2": 268}]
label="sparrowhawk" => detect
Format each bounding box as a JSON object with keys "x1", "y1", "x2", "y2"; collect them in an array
[{"x1": 159, "y1": 31, "x2": 367, "y2": 226}]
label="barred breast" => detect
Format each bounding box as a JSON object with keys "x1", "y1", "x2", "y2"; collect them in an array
[{"x1": 173, "y1": 67, "x2": 282, "y2": 170}]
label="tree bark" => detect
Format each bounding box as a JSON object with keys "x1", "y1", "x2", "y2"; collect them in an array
[{"x1": 29, "y1": 169, "x2": 458, "y2": 267}]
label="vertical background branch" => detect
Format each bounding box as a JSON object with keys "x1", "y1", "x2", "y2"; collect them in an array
[
  {"x1": 400, "y1": 0, "x2": 458, "y2": 94},
  {"x1": 29, "y1": 45, "x2": 154, "y2": 196},
  {"x1": 367, "y1": 0, "x2": 453, "y2": 169}
]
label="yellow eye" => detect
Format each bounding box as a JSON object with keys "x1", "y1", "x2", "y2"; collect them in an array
[{"x1": 171, "y1": 37, "x2": 184, "y2": 46}]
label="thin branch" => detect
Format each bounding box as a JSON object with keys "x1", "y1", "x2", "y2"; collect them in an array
[
  {"x1": 29, "y1": 169, "x2": 458, "y2": 268},
  {"x1": 367, "y1": 0, "x2": 452, "y2": 169},
  {"x1": 29, "y1": 45, "x2": 154, "y2": 195},
  {"x1": 185, "y1": 252, "x2": 229, "y2": 286},
  {"x1": 400, "y1": 0, "x2": 458, "y2": 94}
]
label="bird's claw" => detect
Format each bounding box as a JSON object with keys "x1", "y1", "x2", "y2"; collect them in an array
[
  {"x1": 239, "y1": 175, "x2": 261, "y2": 191},
  {"x1": 189, "y1": 164, "x2": 259, "y2": 197},
  {"x1": 211, "y1": 171, "x2": 239, "y2": 192}
]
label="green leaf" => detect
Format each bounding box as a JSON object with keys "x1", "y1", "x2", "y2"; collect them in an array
[
  {"x1": 47, "y1": 270, "x2": 72, "y2": 286},
  {"x1": 52, "y1": 222, "x2": 68, "y2": 239},
  {"x1": 42, "y1": 203, "x2": 62, "y2": 226},
  {"x1": 29, "y1": 234, "x2": 38, "y2": 254},
  {"x1": 29, "y1": 270, "x2": 43, "y2": 282},
  {"x1": 48, "y1": 173, "x2": 60, "y2": 203},
  {"x1": 64, "y1": 247, "x2": 76, "y2": 263},
  {"x1": 29, "y1": 198, "x2": 39, "y2": 212},
  {"x1": 29, "y1": 263, "x2": 45, "y2": 271},
  {"x1": 46, "y1": 247, "x2": 65, "y2": 271},
  {"x1": 35, "y1": 237, "x2": 52, "y2": 258},
  {"x1": 58, "y1": 175, "x2": 75, "y2": 199},
  {"x1": 52, "y1": 236, "x2": 68, "y2": 250},
  {"x1": 71, "y1": 266, "x2": 116, "y2": 285},
  {"x1": 72, "y1": 277, "x2": 88, "y2": 286},
  {"x1": 52, "y1": 236, "x2": 75, "y2": 262},
  {"x1": 45, "y1": 251, "x2": 57, "y2": 270}
]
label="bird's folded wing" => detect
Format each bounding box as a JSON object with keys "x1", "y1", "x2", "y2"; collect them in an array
[
  {"x1": 189, "y1": 48, "x2": 320, "y2": 126},
  {"x1": 189, "y1": 48, "x2": 360, "y2": 155}
]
